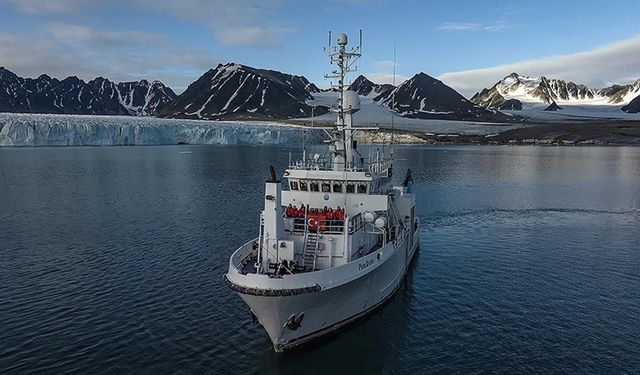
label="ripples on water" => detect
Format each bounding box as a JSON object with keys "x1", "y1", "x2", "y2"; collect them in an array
[{"x1": 1, "y1": 145, "x2": 639, "y2": 374}]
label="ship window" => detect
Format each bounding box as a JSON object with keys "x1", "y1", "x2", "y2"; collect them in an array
[
  {"x1": 290, "y1": 181, "x2": 299, "y2": 190},
  {"x1": 346, "y1": 183, "x2": 355, "y2": 193},
  {"x1": 357, "y1": 184, "x2": 367, "y2": 194},
  {"x1": 310, "y1": 182, "x2": 319, "y2": 192},
  {"x1": 299, "y1": 181, "x2": 308, "y2": 191},
  {"x1": 333, "y1": 182, "x2": 343, "y2": 193},
  {"x1": 321, "y1": 182, "x2": 331, "y2": 192}
]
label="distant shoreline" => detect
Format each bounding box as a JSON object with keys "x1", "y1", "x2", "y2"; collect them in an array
[{"x1": 1, "y1": 112, "x2": 639, "y2": 146}]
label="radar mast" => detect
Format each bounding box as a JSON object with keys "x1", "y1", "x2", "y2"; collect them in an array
[{"x1": 324, "y1": 31, "x2": 365, "y2": 171}]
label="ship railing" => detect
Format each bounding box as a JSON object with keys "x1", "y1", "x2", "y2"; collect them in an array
[
  {"x1": 286, "y1": 215, "x2": 367, "y2": 236},
  {"x1": 288, "y1": 158, "x2": 392, "y2": 173},
  {"x1": 347, "y1": 213, "x2": 365, "y2": 234},
  {"x1": 288, "y1": 217, "x2": 345, "y2": 234},
  {"x1": 231, "y1": 239, "x2": 259, "y2": 274}
]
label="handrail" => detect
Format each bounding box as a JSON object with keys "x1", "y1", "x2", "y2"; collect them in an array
[
  {"x1": 290, "y1": 217, "x2": 345, "y2": 234},
  {"x1": 312, "y1": 233, "x2": 319, "y2": 270},
  {"x1": 288, "y1": 158, "x2": 392, "y2": 173}
]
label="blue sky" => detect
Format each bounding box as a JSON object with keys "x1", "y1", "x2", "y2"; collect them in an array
[{"x1": 1, "y1": 0, "x2": 639, "y2": 96}]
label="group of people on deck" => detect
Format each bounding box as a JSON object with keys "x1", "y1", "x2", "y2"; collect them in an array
[
  {"x1": 285, "y1": 204, "x2": 345, "y2": 220},
  {"x1": 285, "y1": 204, "x2": 346, "y2": 232}
]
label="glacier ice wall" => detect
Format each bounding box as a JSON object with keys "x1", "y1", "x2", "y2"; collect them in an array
[{"x1": 0, "y1": 113, "x2": 323, "y2": 147}]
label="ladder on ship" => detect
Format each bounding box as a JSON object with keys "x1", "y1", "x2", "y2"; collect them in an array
[{"x1": 303, "y1": 233, "x2": 319, "y2": 271}]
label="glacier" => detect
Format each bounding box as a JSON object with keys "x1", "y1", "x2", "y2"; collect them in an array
[{"x1": 0, "y1": 113, "x2": 323, "y2": 147}]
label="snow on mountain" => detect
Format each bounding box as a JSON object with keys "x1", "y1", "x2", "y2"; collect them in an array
[
  {"x1": 471, "y1": 73, "x2": 607, "y2": 108},
  {"x1": 0, "y1": 113, "x2": 323, "y2": 147},
  {"x1": 378, "y1": 72, "x2": 511, "y2": 121},
  {"x1": 348, "y1": 75, "x2": 394, "y2": 98},
  {"x1": 117, "y1": 80, "x2": 177, "y2": 116},
  {"x1": 305, "y1": 91, "x2": 525, "y2": 135},
  {"x1": 161, "y1": 63, "x2": 326, "y2": 120},
  {"x1": 604, "y1": 79, "x2": 640, "y2": 104},
  {"x1": 471, "y1": 73, "x2": 640, "y2": 109},
  {"x1": 0, "y1": 67, "x2": 176, "y2": 116}
]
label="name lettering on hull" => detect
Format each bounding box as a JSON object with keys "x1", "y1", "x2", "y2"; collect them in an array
[{"x1": 358, "y1": 258, "x2": 375, "y2": 271}]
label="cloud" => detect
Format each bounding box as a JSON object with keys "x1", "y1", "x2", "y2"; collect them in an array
[
  {"x1": 1, "y1": 0, "x2": 293, "y2": 47},
  {"x1": 49, "y1": 24, "x2": 162, "y2": 47},
  {"x1": 217, "y1": 26, "x2": 295, "y2": 47},
  {"x1": 0, "y1": 26, "x2": 218, "y2": 92},
  {"x1": 438, "y1": 35, "x2": 640, "y2": 97},
  {"x1": 364, "y1": 73, "x2": 411, "y2": 85},
  {"x1": 437, "y1": 21, "x2": 509, "y2": 32},
  {"x1": 0, "y1": 0, "x2": 96, "y2": 14},
  {"x1": 361, "y1": 60, "x2": 410, "y2": 86}
]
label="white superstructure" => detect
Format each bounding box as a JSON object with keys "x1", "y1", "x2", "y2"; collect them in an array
[{"x1": 225, "y1": 32, "x2": 420, "y2": 352}]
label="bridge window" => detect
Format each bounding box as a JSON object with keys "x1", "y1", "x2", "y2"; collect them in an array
[
  {"x1": 333, "y1": 182, "x2": 343, "y2": 193},
  {"x1": 357, "y1": 184, "x2": 368, "y2": 194},
  {"x1": 321, "y1": 182, "x2": 331, "y2": 192},
  {"x1": 299, "y1": 181, "x2": 308, "y2": 191},
  {"x1": 290, "y1": 181, "x2": 299, "y2": 190},
  {"x1": 310, "y1": 182, "x2": 319, "y2": 192},
  {"x1": 346, "y1": 183, "x2": 355, "y2": 193}
]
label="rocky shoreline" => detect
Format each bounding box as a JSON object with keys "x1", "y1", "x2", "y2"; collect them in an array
[{"x1": 287, "y1": 119, "x2": 640, "y2": 146}]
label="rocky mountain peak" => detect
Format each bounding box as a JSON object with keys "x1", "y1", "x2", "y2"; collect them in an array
[
  {"x1": 161, "y1": 62, "x2": 324, "y2": 120},
  {"x1": 378, "y1": 72, "x2": 510, "y2": 121}
]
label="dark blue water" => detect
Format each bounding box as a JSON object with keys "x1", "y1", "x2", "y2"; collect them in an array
[{"x1": 1, "y1": 145, "x2": 639, "y2": 374}]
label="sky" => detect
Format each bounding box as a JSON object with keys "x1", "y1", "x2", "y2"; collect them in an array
[{"x1": 1, "y1": 0, "x2": 640, "y2": 97}]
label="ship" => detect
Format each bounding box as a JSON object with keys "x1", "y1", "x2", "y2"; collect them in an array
[{"x1": 224, "y1": 32, "x2": 420, "y2": 352}]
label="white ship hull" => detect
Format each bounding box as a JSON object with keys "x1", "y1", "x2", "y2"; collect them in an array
[{"x1": 228, "y1": 231, "x2": 419, "y2": 352}]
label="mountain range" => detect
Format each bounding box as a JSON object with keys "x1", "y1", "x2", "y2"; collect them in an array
[
  {"x1": 0, "y1": 67, "x2": 176, "y2": 116},
  {"x1": 1, "y1": 65, "x2": 639, "y2": 120},
  {"x1": 471, "y1": 73, "x2": 640, "y2": 113}
]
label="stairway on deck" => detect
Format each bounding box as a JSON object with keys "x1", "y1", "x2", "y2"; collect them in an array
[{"x1": 303, "y1": 233, "x2": 318, "y2": 271}]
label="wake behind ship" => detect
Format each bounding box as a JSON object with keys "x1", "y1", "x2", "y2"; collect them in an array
[{"x1": 224, "y1": 32, "x2": 420, "y2": 352}]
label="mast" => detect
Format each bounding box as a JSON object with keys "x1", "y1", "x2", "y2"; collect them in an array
[{"x1": 325, "y1": 32, "x2": 362, "y2": 171}]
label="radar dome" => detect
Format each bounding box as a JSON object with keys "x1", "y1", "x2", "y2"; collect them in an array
[
  {"x1": 374, "y1": 216, "x2": 388, "y2": 229},
  {"x1": 343, "y1": 90, "x2": 360, "y2": 113},
  {"x1": 363, "y1": 211, "x2": 376, "y2": 223},
  {"x1": 337, "y1": 33, "x2": 348, "y2": 46}
]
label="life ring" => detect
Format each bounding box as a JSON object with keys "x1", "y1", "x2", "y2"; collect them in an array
[{"x1": 308, "y1": 217, "x2": 318, "y2": 232}]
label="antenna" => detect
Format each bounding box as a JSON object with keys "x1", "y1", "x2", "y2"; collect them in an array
[
  {"x1": 359, "y1": 29, "x2": 363, "y2": 54},
  {"x1": 302, "y1": 129, "x2": 306, "y2": 162},
  {"x1": 390, "y1": 39, "x2": 396, "y2": 159}
]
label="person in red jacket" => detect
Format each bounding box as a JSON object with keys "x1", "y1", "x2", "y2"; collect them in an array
[
  {"x1": 336, "y1": 206, "x2": 345, "y2": 221},
  {"x1": 326, "y1": 207, "x2": 335, "y2": 220},
  {"x1": 286, "y1": 204, "x2": 293, "y2": 217},
  {"x1": 299, "y1": 205, "x2": 306, "y2": 218}
]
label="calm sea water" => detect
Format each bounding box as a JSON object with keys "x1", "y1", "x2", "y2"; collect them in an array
[{"x1": 1, "y1": 145, "x2": 639, "y2": 374}]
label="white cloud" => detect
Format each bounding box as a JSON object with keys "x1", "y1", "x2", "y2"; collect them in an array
[
  {"x1": 1, "y1": 0, "x2": 293, "y2": 47},
  {"x1": 438, "y1": 35, "x2": 640, "y2": 97},
  {"x1": 217, "y1": 26, "x2": 295, "y2": 47},
  {"x1": 437, "y1": 21, "x2": 509, "y2": 32},
  {"x1": 437, "y1": 22, "x2": 480, "y2": 31},
  {"x1": 0, "y1": 0, "x2": 96, "y2": 14},
  {"x1": 49, "y1": 24, "x2": 162, "y2": 46},
  {"x1": 361, "y1": 60, "x2": 409, "y2": 85},
  {"x1": 0, "y1": 26, "x2": 218, "y2": 92},
  {"x1": 363, "y1": 73, "x2": 410, "y2": 85}
]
